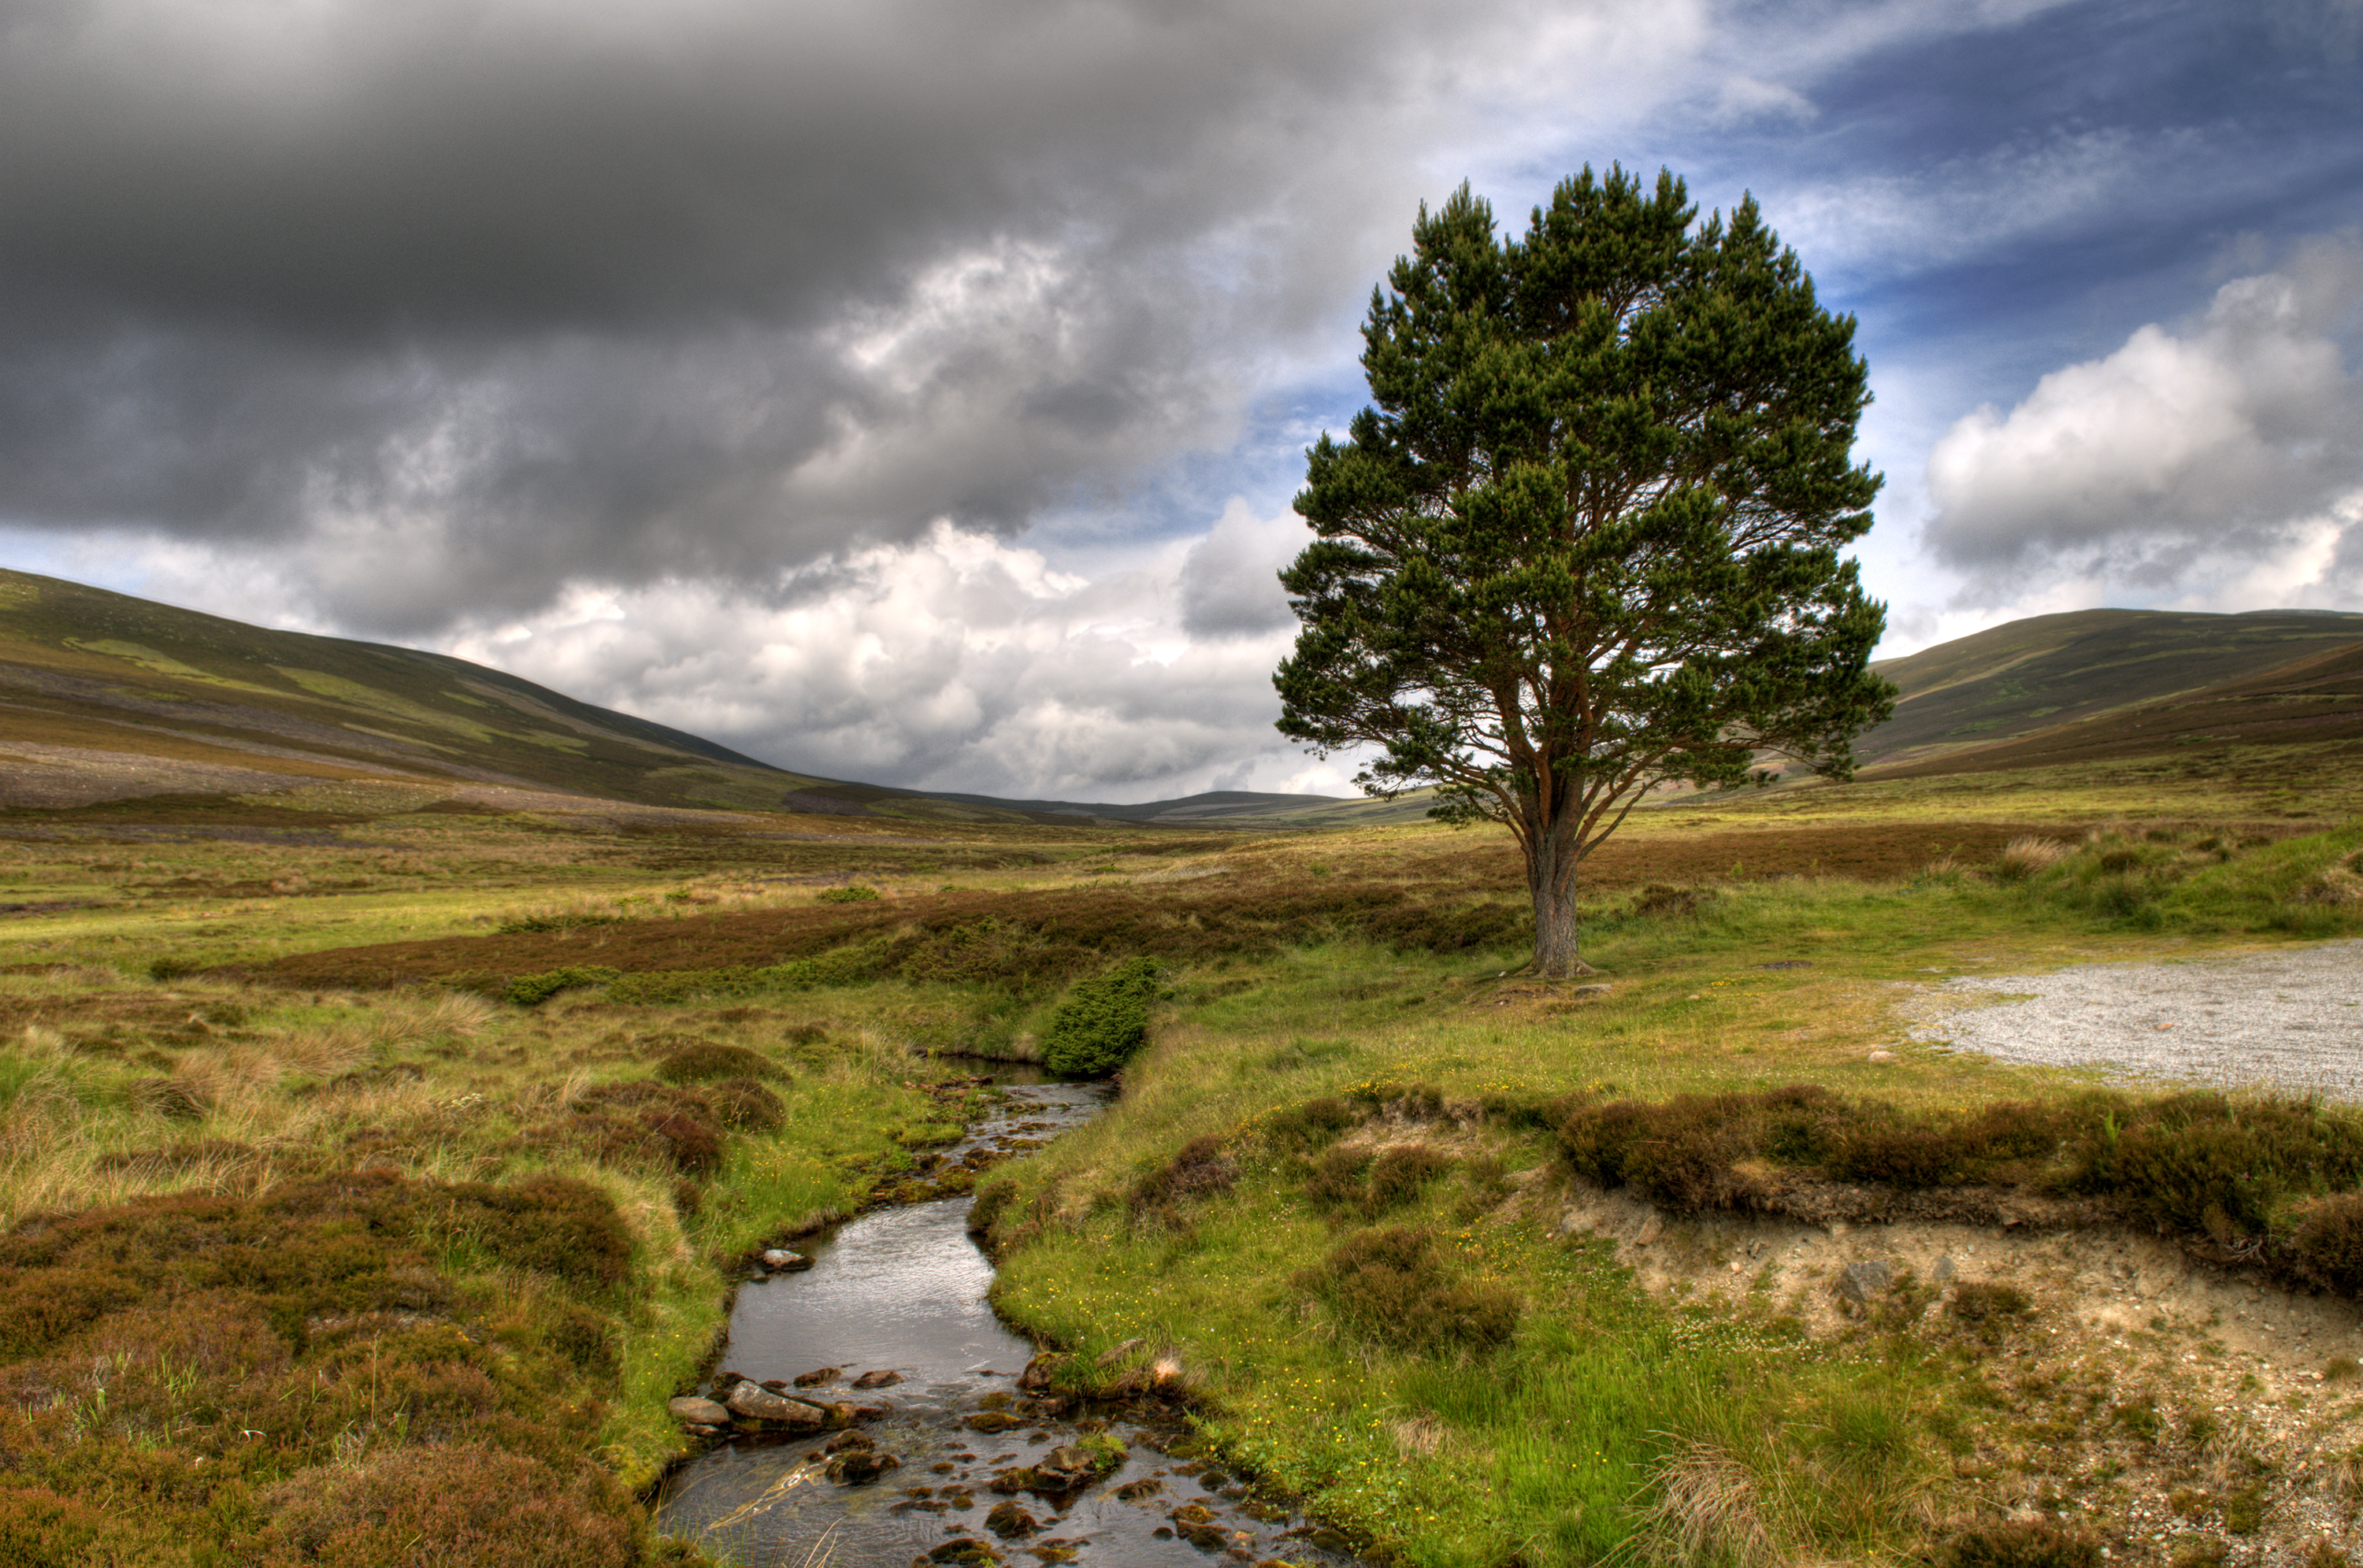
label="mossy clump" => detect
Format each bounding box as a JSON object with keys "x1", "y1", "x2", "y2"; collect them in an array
[{"x1": 1040, "y1": 958, "x2": 1160, "y2": 1077}]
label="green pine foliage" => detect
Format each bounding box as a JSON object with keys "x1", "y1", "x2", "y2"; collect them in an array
[
  {"x1": 1278, "y1": 165, "x2": 1894, "y2": 973},
  {"x1": 1039, "y1": 957, "x2": 1161, "y2": 1076}
]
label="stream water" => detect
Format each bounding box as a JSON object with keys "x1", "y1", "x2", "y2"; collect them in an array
[{"x1": 653, "y1": 1077, "x2": 1364, "y2": 1567}]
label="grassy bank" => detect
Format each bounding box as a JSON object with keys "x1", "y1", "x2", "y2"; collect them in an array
[
  {"x1": 3, "y1": 780, "x2": 2361, "y2": 1564},
  {"x1": 969, "y1": 820, "x2": 2363, "y2": 1566}
]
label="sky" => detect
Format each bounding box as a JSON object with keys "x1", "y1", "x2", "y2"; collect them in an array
[{"x1": 2, "y1": 0, "x2": 2358, "y2": 803}]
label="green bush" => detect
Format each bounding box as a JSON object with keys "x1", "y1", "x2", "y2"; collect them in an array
[
  {"x1": 503, "y1": 965, "x2": 620, "y2": 1006},
  {"x1": 817, "y1": 884, "x2": 881, "y2": 903},
  {"x1": 1040, "y1": 958, "x2": 1161, "y2": 1077}
]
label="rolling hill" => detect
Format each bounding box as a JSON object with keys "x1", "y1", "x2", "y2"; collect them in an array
[
  {"x1": 7, "y1": 566, "x2": 2360, "y2": 827},
  {"x1": 1866, "y1": 625, "x2": 2363, "y2": 778},
  {"x1": 0, "y1": 568, "x2": 1352, "y2": 827},
  {"x1": 1855, "y1": 608, "x2": 2363, "y2": 771}
]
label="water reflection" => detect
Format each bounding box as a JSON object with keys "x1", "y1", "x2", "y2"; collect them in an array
[{"x1": 654, "y1": 1081, "x2": 1360, "y2": 1566}]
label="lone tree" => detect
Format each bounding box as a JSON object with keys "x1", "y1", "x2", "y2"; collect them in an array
[{"x1": 1275, "y1": 166, "x2": 1894, "y2": 977}]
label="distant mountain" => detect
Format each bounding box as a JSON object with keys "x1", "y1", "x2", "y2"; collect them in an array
[
  {"x1": 1856, "y1": 608, "x2": 2363, "y2": 772},
  {"x1": 1866, "y1": 623, "x2": 2363, "y2": 778},
  {"x1": 0, "y1": 568, "x2": 1357, "y2": 826},
  {"x1": 14, "y1": 568, "x2": 2346, "y2": 827}
]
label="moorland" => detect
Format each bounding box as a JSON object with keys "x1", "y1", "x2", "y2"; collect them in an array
[{"x1": 5, "y1": 569, "x2": 2363, "y2": 1567}]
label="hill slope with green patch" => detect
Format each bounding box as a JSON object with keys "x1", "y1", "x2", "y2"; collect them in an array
[{"x1": 1857, "y1": 608, "x2": 2363, "y2": 769}]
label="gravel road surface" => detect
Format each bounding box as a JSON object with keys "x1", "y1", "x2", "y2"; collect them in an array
[{"x1": 1905, "y1": 940, "x2": 2363, "y2": 1099}]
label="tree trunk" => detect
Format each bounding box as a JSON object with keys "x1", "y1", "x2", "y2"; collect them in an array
[{"x1": 1527, "y1": 815, "x2": 1592, "y2": 977}]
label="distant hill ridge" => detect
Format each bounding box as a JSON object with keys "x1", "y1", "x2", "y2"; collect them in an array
[
  {"x1": 1857, "y1": 607, "x2": 2363, "y2": 773},
  {"x1": 0, "y1": 568, "x2": 1351, "y2": 825},
  {"x1": 3, "y1": 566, "x2": 2357, "y2": 822}
]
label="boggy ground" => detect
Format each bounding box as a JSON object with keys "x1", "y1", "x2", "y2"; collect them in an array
[{"x1": 1, "y1": 762, "x2": 2360, "y2": 1565}]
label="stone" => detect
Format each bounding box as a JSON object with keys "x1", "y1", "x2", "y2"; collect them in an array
[
  {"x1": 926, "y1": 1541, "x2": 1002, "y2": 1566},
  {"x1": 1170, "y1": 1503, "x2": 1216, "y2": 1528},
  {"x1": 1034, "y1": 1444, "x2": 1103, "y2": 1485},
  {"x1": 722, "y1": 1381, "x2": 828, "y2": 1430},
  {"x1": 1115, "y1": 1478, "x2": 1163, "y2": 1502},
  {"x1": 984, "y1": 1500, "x2": 1040, "y2": 1538},
  {"x1": 759, "y1": 1248, "x2": 812, "y2": 1271},
  {"x1": 1931, "y1": 1256, "x2": 1958, "y2": 1285},
  {"x1": 822, "y1": 1430, "x2": 874, "y2": 1453},
  {"x1": 668, "y1": 1396, "x2": 731, "y2": 1427},
  {"x1": 1015, "y1": 1353, "x2": 1066, "y2": 1392},
  {"x1": 1838, "y1": 1260, "x2": 1894, "y2": 1304},
  {"x1": 965, "y1": 1410, "x2": 1023, "y2": 1433},
  {"x1": 1866, "y1": 1050, "x2": 1897, "y2": 1064},
  {"x1": 794, "y1": 1366, "x2": 841, "y2": 1387},
  {"x1": 827, "y1": 1449, "x2": 902, "y2": 1485},
  {"x1": 852, "y1": 1368, "x2": 903, "y2": 1389}
]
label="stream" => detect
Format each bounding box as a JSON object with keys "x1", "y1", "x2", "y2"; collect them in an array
[{"x1": 653, "y1": 1075, "x2": 1365, "y2": 1567}]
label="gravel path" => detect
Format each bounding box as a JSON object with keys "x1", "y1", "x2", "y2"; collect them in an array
[{"x1": 1905, "y1": 940, "x2": 2363, "y2": 1099}]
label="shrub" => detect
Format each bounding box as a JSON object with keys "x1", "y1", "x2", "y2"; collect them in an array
[
  {"x1": 1938, "y1": 1518, "x2": 2101, "y2": 1568},
  {"x1": 259, "y1": 1444, "x2": 636, "y2": 1568},
  {"x1": 0, "y1": 1485, "x2": 111, "y2": 1566},
  {"x1": 1296, "y1": 1225, "x2": 1520, "y2": 1355},
  {"x1": 1265, "y1": 1095, "x2": 1363, "y2": 1151},
  {"x1": 2062, "y1": 1092, "x2": 2363, "y2": 1249},
  {"x1": 401, "y1": 1174, "x2": 635, "y2": 1293},
  {"x1": 560, "y1": 1086, "x2": 731, "y2": 1184},
  {"x1": 503, "y1": 966, "x2": 620, "y2": 1006},
  {"x1": 818, "y1": 884, "x2": 881, "y2": 903},
  {"x1": 1304, "y1": 1146, "x2": 1372, "y2": 1210},
  {"x1": 1366, "y1": 1145, "x2": 1454, "y2": 1213},
  {"x1": 2290, "y1": 1192, "x2": 2363, "y2": 1292},
  {"x1": 704, "y1": 1077, "x2": 787, "y2": 1131},
  {"x1": 1040, "y1": 958, "x2": 1160, "y2": 1077},
  {"x1": 653, "y1": 1040, "x2": 781, "y2": 1084},
  {"x1": 1131, "y1": 1135, "x2": 1236, "y2": 1217}
]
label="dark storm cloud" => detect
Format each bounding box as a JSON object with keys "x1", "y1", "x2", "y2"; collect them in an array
[{"x1": 0, "y1": 0, "x2": 1540, "y2": 629}]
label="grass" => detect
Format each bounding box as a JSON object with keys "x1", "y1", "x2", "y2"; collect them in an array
[{"x1": 2, "y1": 765, "x2": 2361, "y2": 1564}]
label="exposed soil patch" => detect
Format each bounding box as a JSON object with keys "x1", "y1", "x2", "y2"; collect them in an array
[{"x1": 1553, "y1": 1178, "x2": 2363, "y2": 1564}]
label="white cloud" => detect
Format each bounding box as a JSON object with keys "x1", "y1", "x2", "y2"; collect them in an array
[
  {"x1": 1178, "y1": 499, "x2": 1307, "y2": 639},
  {"x1": 1920, "y1": 236, "x2": 2363, "y2": 598},
  {"x1": 434, "y1": 517, "x2": 1328, "y2": 801}
]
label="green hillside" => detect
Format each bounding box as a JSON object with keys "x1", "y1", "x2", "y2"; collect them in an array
[
  {"x1": 1857, "y1": 607, "x2": 2363, "y2": 768},
  {"x1": 0, "y1": 567, "x2": 837, "y2": 815},
  {"x1": 1871, "y1": 629, "x2": 2363, "y2": 778}
]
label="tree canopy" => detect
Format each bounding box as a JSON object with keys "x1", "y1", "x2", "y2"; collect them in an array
[{"x1": 1274, "y1": 165, "x2": 1894, "y2": 976}]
